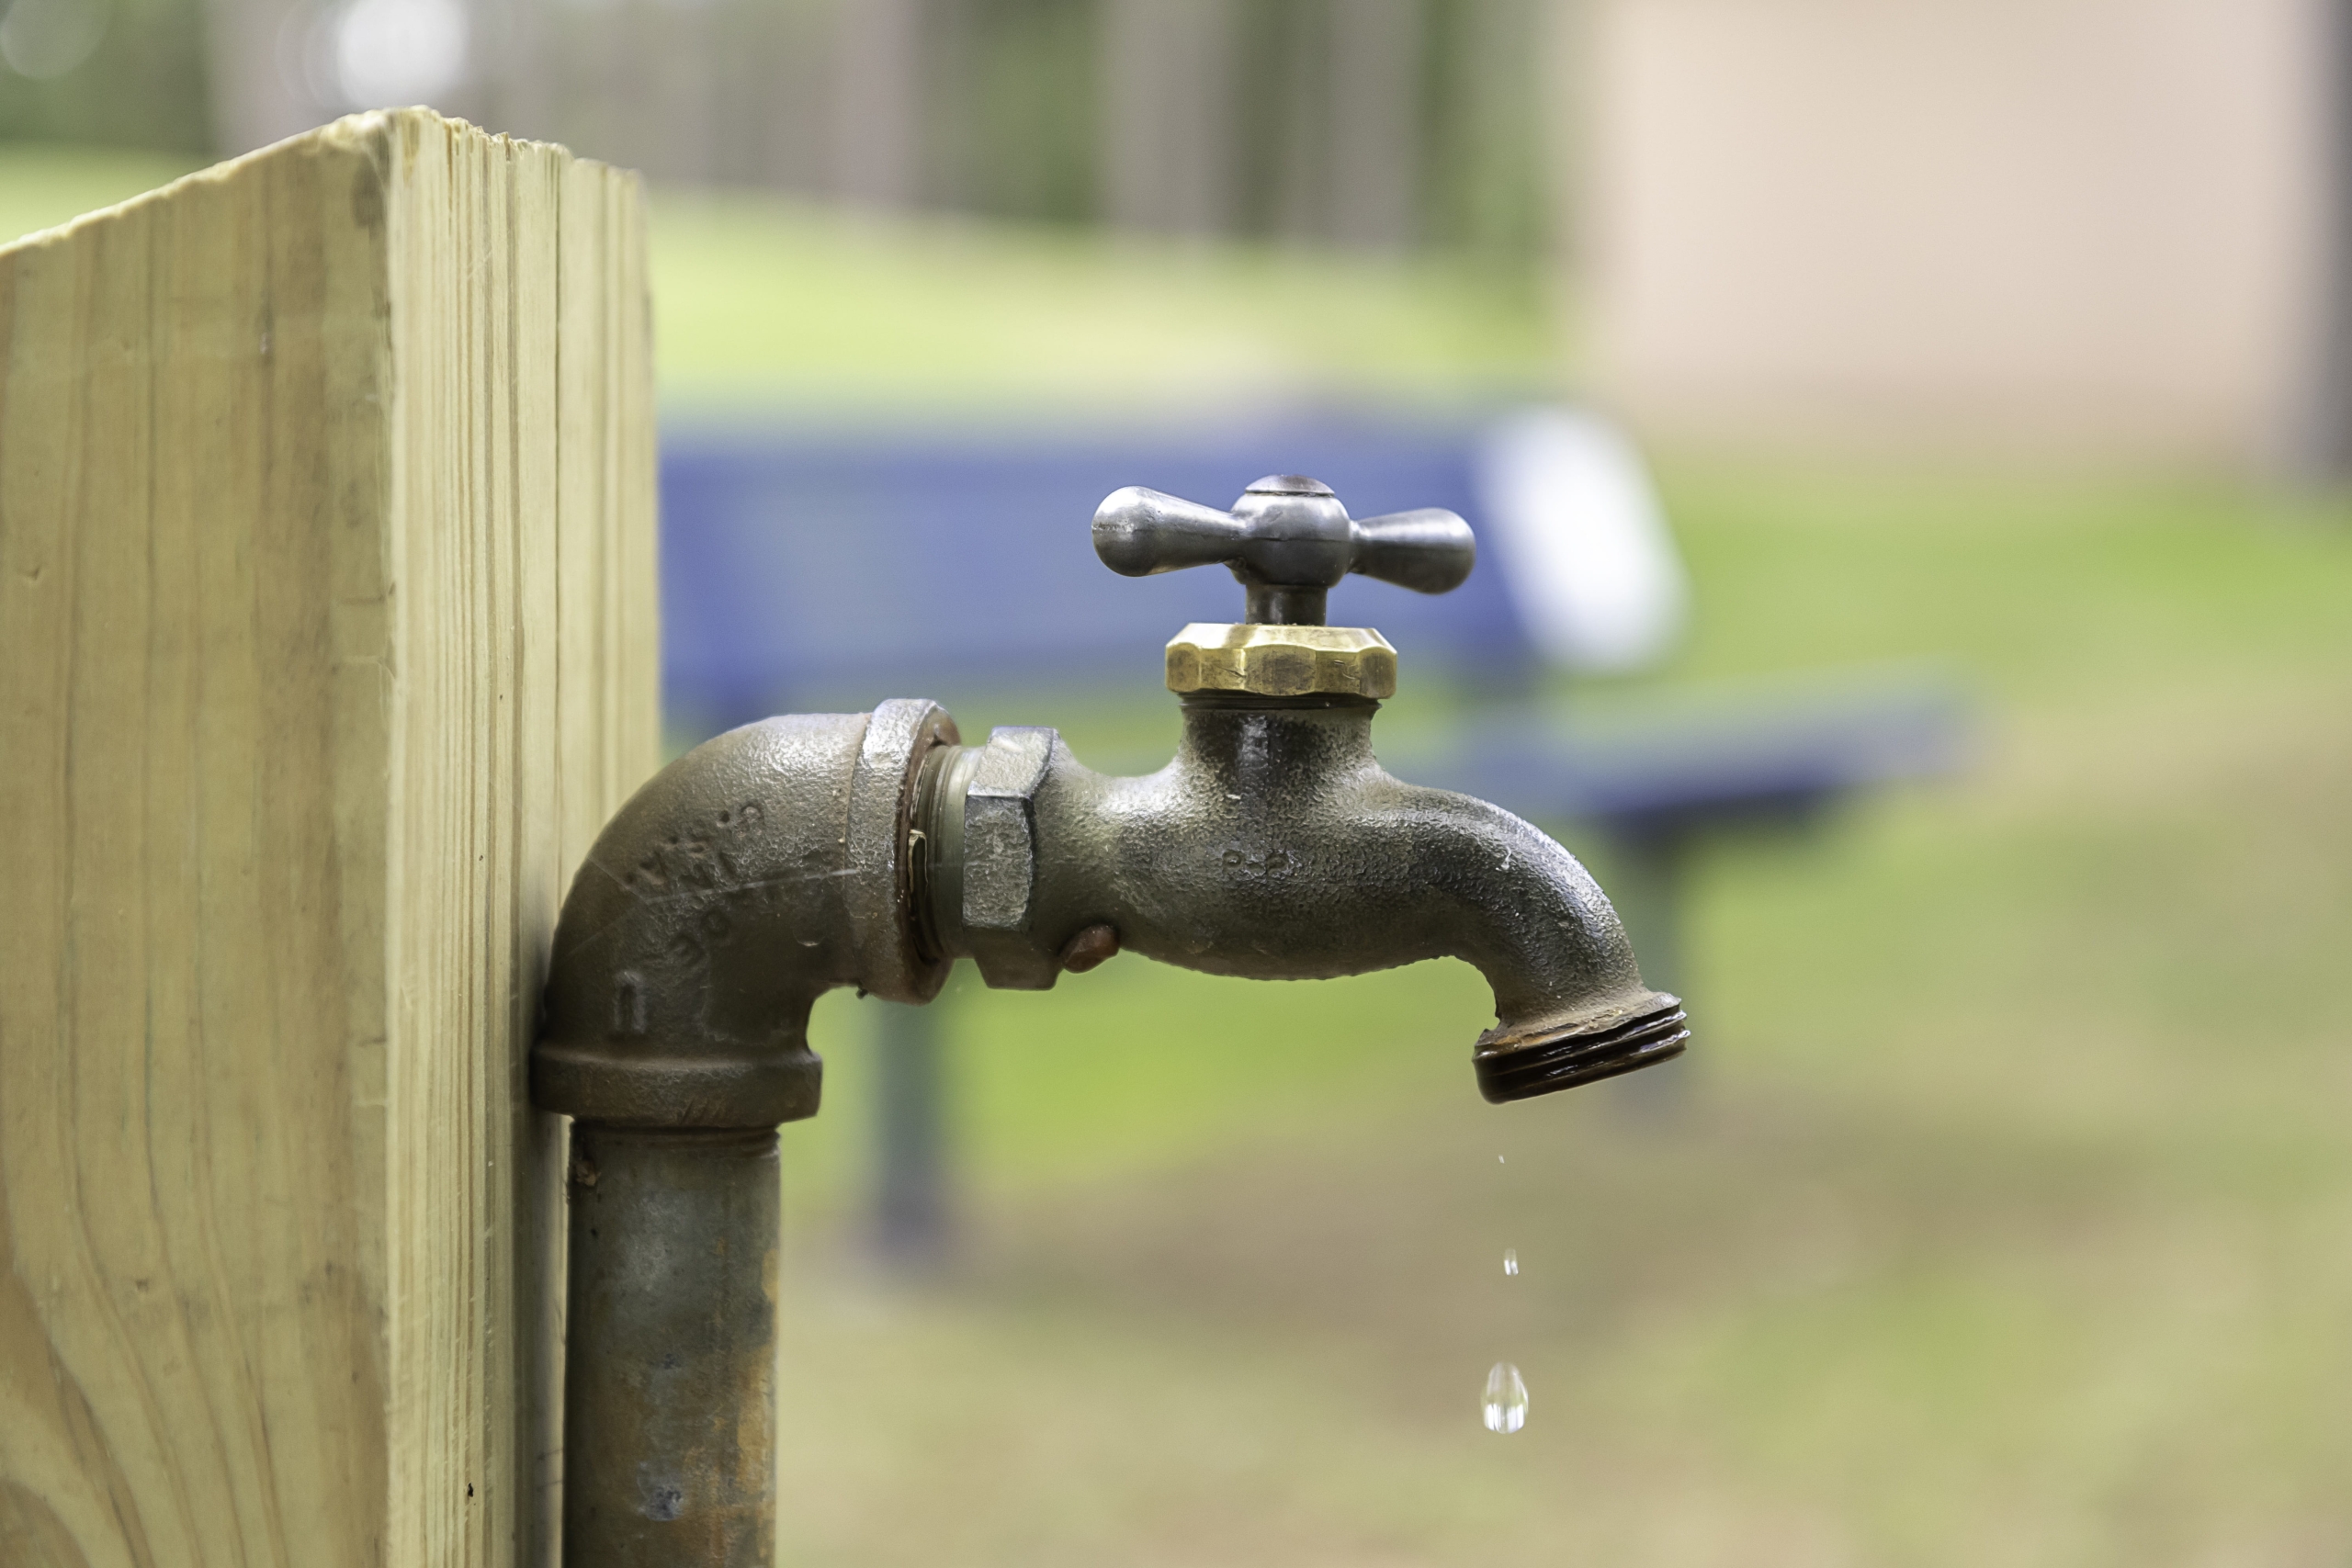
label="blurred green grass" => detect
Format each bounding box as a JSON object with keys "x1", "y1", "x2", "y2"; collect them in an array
[
  {"x1": 0, "y1": 144, "x2": 199, "y2": 247},
  {"x1": 2, "y1": 152, "x2": 1557, "y2": 423},
  {"x1": 786, "y1": 466, "x2": 2352, "y2": 1566},
  {"x1": 800, "y1": 469, "x2": 2352, "y2": 1195},
  {"x1": 11, "y1": 146, "x2": 2351, "y2": 1565},
  {"x1": 650, "y1": 191, "x2": 1557, "y2": 418}
]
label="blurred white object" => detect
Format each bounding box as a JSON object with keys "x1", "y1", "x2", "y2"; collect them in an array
[
  {"x1": 333, "y1": 0, "x2": 468, "y2": 107},
  {"x1": 0, "y1": 0, "x2": 107, "y2": 79},
  {"x1": 1476, "y1": 406, "x2": 1688, "y2": 674}
]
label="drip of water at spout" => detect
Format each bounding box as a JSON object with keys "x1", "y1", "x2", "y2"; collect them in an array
[
  {"x1": 1482, "y1": 1362, "x2": 1529, "y2": 1434},
  {"x1": 1502, "y1": 1248, "x2": 1518, "y2": 1276}
]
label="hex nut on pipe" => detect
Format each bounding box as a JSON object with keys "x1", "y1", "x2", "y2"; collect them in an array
[
  {"x1": 949, "y1": 726, "x2": 1062, "y2": 991},
  {"x1": 960, "y1": 727, "x2": 1055, "y2": 931},
  {"x1": 1164, "y1": 622, "x2": 1397, "y2": 699}
]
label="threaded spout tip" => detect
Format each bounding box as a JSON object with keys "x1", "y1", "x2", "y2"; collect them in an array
[{"x1": 1474, "y1": 998, "x2": 1690, "y2": 1103}]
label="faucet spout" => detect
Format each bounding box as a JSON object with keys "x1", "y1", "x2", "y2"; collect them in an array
[{"x1": 918, "y1": 694, "x2": 1687, "y2": 1101}]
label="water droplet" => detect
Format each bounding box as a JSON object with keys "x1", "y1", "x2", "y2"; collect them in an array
[
  {"x1": 1482, "y1": 1362, "x2": 1528, "y2": 1434},
  {"x1": 1502, "y1": 1248, "x2": 1519, "y2": 1276}
]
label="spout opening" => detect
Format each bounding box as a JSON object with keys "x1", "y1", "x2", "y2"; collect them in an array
[{"x1": 1474, "y1": 998, "x2": 1690, "y2": 1103}]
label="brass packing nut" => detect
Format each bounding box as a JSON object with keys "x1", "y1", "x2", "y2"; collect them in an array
[{"x1": 1164, "y1": 622, "x2": 1398, "y2": 699}]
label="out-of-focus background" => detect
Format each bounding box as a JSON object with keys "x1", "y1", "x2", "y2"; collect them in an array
[{"x1": 9, "y1": 3, "x2": 2352, "y2": 1562}]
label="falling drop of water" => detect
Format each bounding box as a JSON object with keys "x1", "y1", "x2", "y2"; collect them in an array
[
  {"x1": 1482, "y1": 1362, "x2": 1529, "y2": 1434},
  {"x1": 1502, "y1": 1248, "x2": 1519, "y2": 1276}
]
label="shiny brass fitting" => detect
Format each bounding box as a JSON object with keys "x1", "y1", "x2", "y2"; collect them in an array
[{"x1": 1163, "y1": 622, "x2": 1397, "y2": 699}]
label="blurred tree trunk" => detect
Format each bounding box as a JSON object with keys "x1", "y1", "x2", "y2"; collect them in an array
[
  {"x1": 201, "y1": 0, "x2": 504, "y2": 159},
  {"x1": 646, "y1": 0, "x2": 720, "y2": 182},
  {"x1": 1100, "y1": 0, "x2": 1237, "y2": 234},
  {"x1": 195, "y1": 0, "x2": 1555, "y2": 257},
  {"x1": 831, "y1": 0, "x2": 925, "y2": 207},
  {"x1": 756, "y1": 0, "x2": 838, "y2": 192},
  {"x1": 1327, "y1": 0, "x2": 1421, "y2": 247}
]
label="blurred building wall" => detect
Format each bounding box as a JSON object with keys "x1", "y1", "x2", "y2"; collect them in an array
[{"x1": 1580, "y1": 0, "x2": 2341, "y2": 468}]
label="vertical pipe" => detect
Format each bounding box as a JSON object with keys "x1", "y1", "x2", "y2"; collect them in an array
[
  {"x1": 563, "y1": 1127, "x2": 779, "y2": 1568},
  {"x1": 872, "y1": 998, "x2": 951, "y2": 1273}
]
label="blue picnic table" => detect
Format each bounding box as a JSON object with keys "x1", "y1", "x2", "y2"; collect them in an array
[{"x1": 661, "y1": 414, "x2": 1537, "y2": 728}]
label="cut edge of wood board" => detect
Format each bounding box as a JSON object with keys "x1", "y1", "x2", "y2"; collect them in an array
[
  {"x1": 0, "y1": 109, "x2": 633, "y2": 266},
  {"x1": 368, "y1": 107, "x2": 661, "y2": 1568}
]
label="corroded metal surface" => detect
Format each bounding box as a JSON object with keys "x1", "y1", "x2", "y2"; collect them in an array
[
  {"x1": 530, "y1": 473, "x2": 1687, "y2": 1565},
  {"x1": 915, "y1": 693, "x2": 1683, "y2": 1090},
  {"x1": 533, "y1": 699, "x2": 958, "y2": 1131},
  {"x1": 564, "y1": 1128, "x2": 779, "y2": 1568}
]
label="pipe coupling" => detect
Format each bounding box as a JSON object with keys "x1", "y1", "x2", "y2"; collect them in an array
[{"x1": 912, "y1": 727, "x2": 1068, "y2": 991}]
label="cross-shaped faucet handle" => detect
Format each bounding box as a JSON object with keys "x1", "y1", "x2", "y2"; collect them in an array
[{"x1": 1091, "y1": 474, "x2": 1476, "y2": 626}]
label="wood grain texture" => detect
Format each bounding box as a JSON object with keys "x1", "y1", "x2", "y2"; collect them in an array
[{"x1": 0, "y1": 109, "x2": 659, "y2": 1568}]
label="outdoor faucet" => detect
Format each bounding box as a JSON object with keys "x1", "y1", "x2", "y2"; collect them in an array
[{"x1": 530, "y1": 475, "x2": 1689, "y2": 1568}]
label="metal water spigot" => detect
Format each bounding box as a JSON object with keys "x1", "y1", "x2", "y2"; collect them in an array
[
  {"x1": 1092, "y1": 473, "x2": 1476, "y2": 626},
  {"x1": 532, "y1": 469, "x2": 1685, "y2": 1568}
]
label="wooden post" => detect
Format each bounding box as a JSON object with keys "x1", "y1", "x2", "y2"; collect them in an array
[{"x1": 0, "y1": 109, "x2": 660, "y2": 1568}]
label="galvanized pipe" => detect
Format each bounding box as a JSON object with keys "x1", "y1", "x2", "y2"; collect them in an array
[
  {"x1": 535, "y1": 702, "x2": 956, "y2": 1568},
  {"x1": 562, "y1": 1127, "x2": 779, "y2": 1567}
]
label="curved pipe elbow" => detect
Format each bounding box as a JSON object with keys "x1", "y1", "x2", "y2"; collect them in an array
[{"x1": 531, "y1": 700, "x2": 956, "y2": 1130}]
